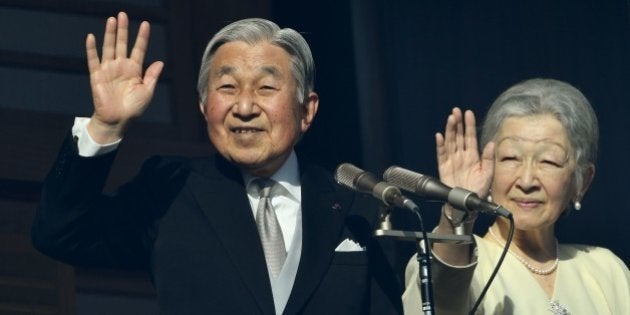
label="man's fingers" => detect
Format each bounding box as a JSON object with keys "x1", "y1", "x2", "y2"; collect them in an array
[
  {"x1": 115, "y1": 12, "x2": 129, "y2": 59},
  {"x1": 130, "y1": 21, "x2": 151, "y2": 65},
  {"x1": 86, "y1": 34, "x2": 100, "y2": 74},
  {"x1": 101, "y1": 16, "x2": 117, "y2": 61},
  {"x1": 143, "y1": 61, "x2": 164, "y2": 91}
]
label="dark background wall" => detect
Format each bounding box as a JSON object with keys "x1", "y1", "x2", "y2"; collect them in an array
[
  {"x1": 348, "y1": 0, "x2": 630, "y2": 266},
  {"x1": 0, "y1": 0, "x2": 627, "y2": 313}
]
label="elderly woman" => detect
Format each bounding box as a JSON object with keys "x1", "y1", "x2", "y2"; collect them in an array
[{"x1": 402, "y1": 78, "x2": 630, "y2": 314}]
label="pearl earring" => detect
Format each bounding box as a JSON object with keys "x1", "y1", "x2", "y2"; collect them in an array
[
  {"x1": 574, "y1": 200, "x2": 582, "y2": 211},
  {"x1": 487, "y1": 193, "x2": 493, "y2": 203}
]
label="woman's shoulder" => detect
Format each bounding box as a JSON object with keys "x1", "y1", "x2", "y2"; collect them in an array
[
  {"x1": 560, "y1": 243, "x2": 629, "y2": 272},
  {"x1": 561, "y1": 243, "x2": 617, "y2": 258}
]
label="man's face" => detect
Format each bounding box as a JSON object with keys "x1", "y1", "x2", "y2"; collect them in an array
[{"x1": 200, "y1": 41, "x2": 318, "y2": 177}]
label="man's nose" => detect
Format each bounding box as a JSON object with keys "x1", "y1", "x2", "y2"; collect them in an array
[{"x1": 232, "y1": 91, "x2": 260, "y2": 117}]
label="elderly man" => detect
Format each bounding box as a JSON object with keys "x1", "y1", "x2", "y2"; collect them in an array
[{"x1": 32, "y1": 12, "x2": 402, "y2": 314}]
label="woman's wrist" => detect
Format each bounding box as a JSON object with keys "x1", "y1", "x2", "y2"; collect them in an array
[{"x1": 442, "y1": 204, "x2": 477, "y2": 234}]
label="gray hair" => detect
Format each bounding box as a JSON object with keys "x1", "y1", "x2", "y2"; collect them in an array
[
  {"x1": 197, "y1": 18, "x2": 315, "y2": 106},
  {"x1": 480, "y1": 78, "x2": 599, "y2": 197}
]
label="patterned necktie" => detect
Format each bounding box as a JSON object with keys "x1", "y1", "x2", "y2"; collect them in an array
[{"x1": 253, "y1": 178, "x2": 287, "y2": 279}]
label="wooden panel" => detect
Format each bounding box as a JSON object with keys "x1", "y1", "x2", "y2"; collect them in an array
[
  {"x1": 0, "y1": 0, "x2": 168, "y2": 21},
  {"x1": 0, "y1": 180, "x2": 157, "y2": 299},
  {"x1": 0, "y1": 0, "x2": 213, "y2": 184},
  {"x1": 0, "y1": 200, "x2": 75, "y2": 315},
  {"x1": 0, "y1": 0, "x2": 272, "y2": 312}
]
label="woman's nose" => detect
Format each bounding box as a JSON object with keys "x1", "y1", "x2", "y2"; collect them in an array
[{"x1": 515, "y1": 162, "x2": 540, "y2": 191}]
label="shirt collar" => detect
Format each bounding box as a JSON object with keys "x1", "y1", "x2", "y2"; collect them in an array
[{"x1": 243, "y1": 151, "x2": 301, "y2": 201}]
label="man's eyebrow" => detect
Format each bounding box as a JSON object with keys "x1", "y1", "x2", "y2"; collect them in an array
[
  {"x1": 213, "y1": 65, "x2": 282, "y2": 79},
  {"x1": 260, "y1": 65, "x2": 282, "y2": 78},
  {"x1": 214, "y1": 65, "x2": 235, "y2": 77}
]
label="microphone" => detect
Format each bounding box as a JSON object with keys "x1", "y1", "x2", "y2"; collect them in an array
[
  {"x1": 383, "y1": 166, "x2": 511, "y2": 218},
  {"x1": 334, "y1": 163, "x2": 419, "y2": 211}
]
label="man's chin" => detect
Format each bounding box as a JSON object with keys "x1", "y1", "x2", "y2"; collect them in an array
[
  {"x1": 227, "y1": 156, "x2": 272, "y2": 177},
  {"x1": 240, "y1": 164, "x2": 276, "y2": 178},
  {"x1": 231, "y1": 155, "x2": 289, "y2": 178}
]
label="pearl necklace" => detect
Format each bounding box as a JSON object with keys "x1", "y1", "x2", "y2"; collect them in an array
[{"x1": 488, "y1": 227, "x2": 559, "y2": 275}]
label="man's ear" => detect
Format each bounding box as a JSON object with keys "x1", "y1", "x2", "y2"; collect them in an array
[
  {"x1": 199, "y1": 102, "x2": 207, "y2": 120},
  {"x1": 300, "y1": 92, "x2": 319, "y2": 133}
]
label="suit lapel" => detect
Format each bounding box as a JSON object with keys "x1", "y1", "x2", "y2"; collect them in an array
[
  {"x1": 283, "y1": 166, "x2": 354, "y2": 314},
  {"x1": 185, "y1": 157, "x2": 354, "y2": 314},
  {"x1": 187, "y1": 156, "x2": 275, "y2": 314}
]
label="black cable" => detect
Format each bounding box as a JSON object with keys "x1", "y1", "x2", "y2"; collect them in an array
[
  {"x1": 468, "y1": 214, "x2": 515, "y2": 314},
  {"x1": 411, "y1": 205, "x2": 435, "y2": 315}
]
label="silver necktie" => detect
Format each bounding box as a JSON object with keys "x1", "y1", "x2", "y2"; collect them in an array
[{"x1": 254, "y1": 178, "x2": 287, "y2": 279}]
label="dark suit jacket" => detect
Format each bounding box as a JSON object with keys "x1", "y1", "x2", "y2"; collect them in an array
[{"x1": 32, "y1": 133, "x2": 403, "y2": 314}]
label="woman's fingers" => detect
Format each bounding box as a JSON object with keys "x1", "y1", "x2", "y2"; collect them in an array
[
  {"x1": 453, "y1": 108, "x2": 465, "y2": 152},
  {"x1": 480, "y1": 141, "x2": 495, "y2": 172},
  {"x1": 443, "y1": 107, "x2": 465, "y2": 154},
  {"x1": 464, "y1": 109, "x2": 478, "y2": 153},
  {"x1": 443, "y1": 112, "x2": 455, "y2": 154},
  {"x1": 436, "y1": 132, "x2": 446, "y2": 163}
]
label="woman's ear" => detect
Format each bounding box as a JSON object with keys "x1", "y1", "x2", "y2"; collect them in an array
[{"x1": 580, "y1": 163, "x2": 596, "y2": 196}]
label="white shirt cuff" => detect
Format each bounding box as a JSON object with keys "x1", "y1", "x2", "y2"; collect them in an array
[{"x1": 72, "y1": 117, "x2": 121, "y2": 157}]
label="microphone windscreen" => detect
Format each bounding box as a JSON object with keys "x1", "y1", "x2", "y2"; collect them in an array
[
  {"x1": 334, "y1": 163, "x2": 363, "y2": 189},
  {"x1": 383, "y1": 166, "x2": 423, "y2": 193}
]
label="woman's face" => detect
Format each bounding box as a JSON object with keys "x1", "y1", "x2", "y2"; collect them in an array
[{"x1": 491, "y1": 114, "x2": 576, "y2": 230}]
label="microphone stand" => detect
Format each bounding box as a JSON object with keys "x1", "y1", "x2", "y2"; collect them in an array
[
  {"x1": 410, "y1": 204, "x2": 435, "y2": 315},
  {"x1": 377, "y1": 205, "x2": 435, "y2": 314},
  {"x1": 375, "y1": 206, "x2": 474, "y2": 315},
  {"x1": 416, "y1": 230, "x2": 434, "y2": 315},
  {"x1": 377, "y1": 205, "x2": 393, "y2": 230}
]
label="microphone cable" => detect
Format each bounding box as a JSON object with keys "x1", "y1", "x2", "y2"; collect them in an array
[
  {"x1": 409, "y1": 203, "x2": 436, "y2": 315},
  {"x1": 468, "y1": 214, "x2": 514, "y2": 315}
]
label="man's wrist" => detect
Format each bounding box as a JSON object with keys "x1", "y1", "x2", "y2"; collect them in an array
[{"x1": 72, "y1": 117, "x2": 121, "y2": 157}]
